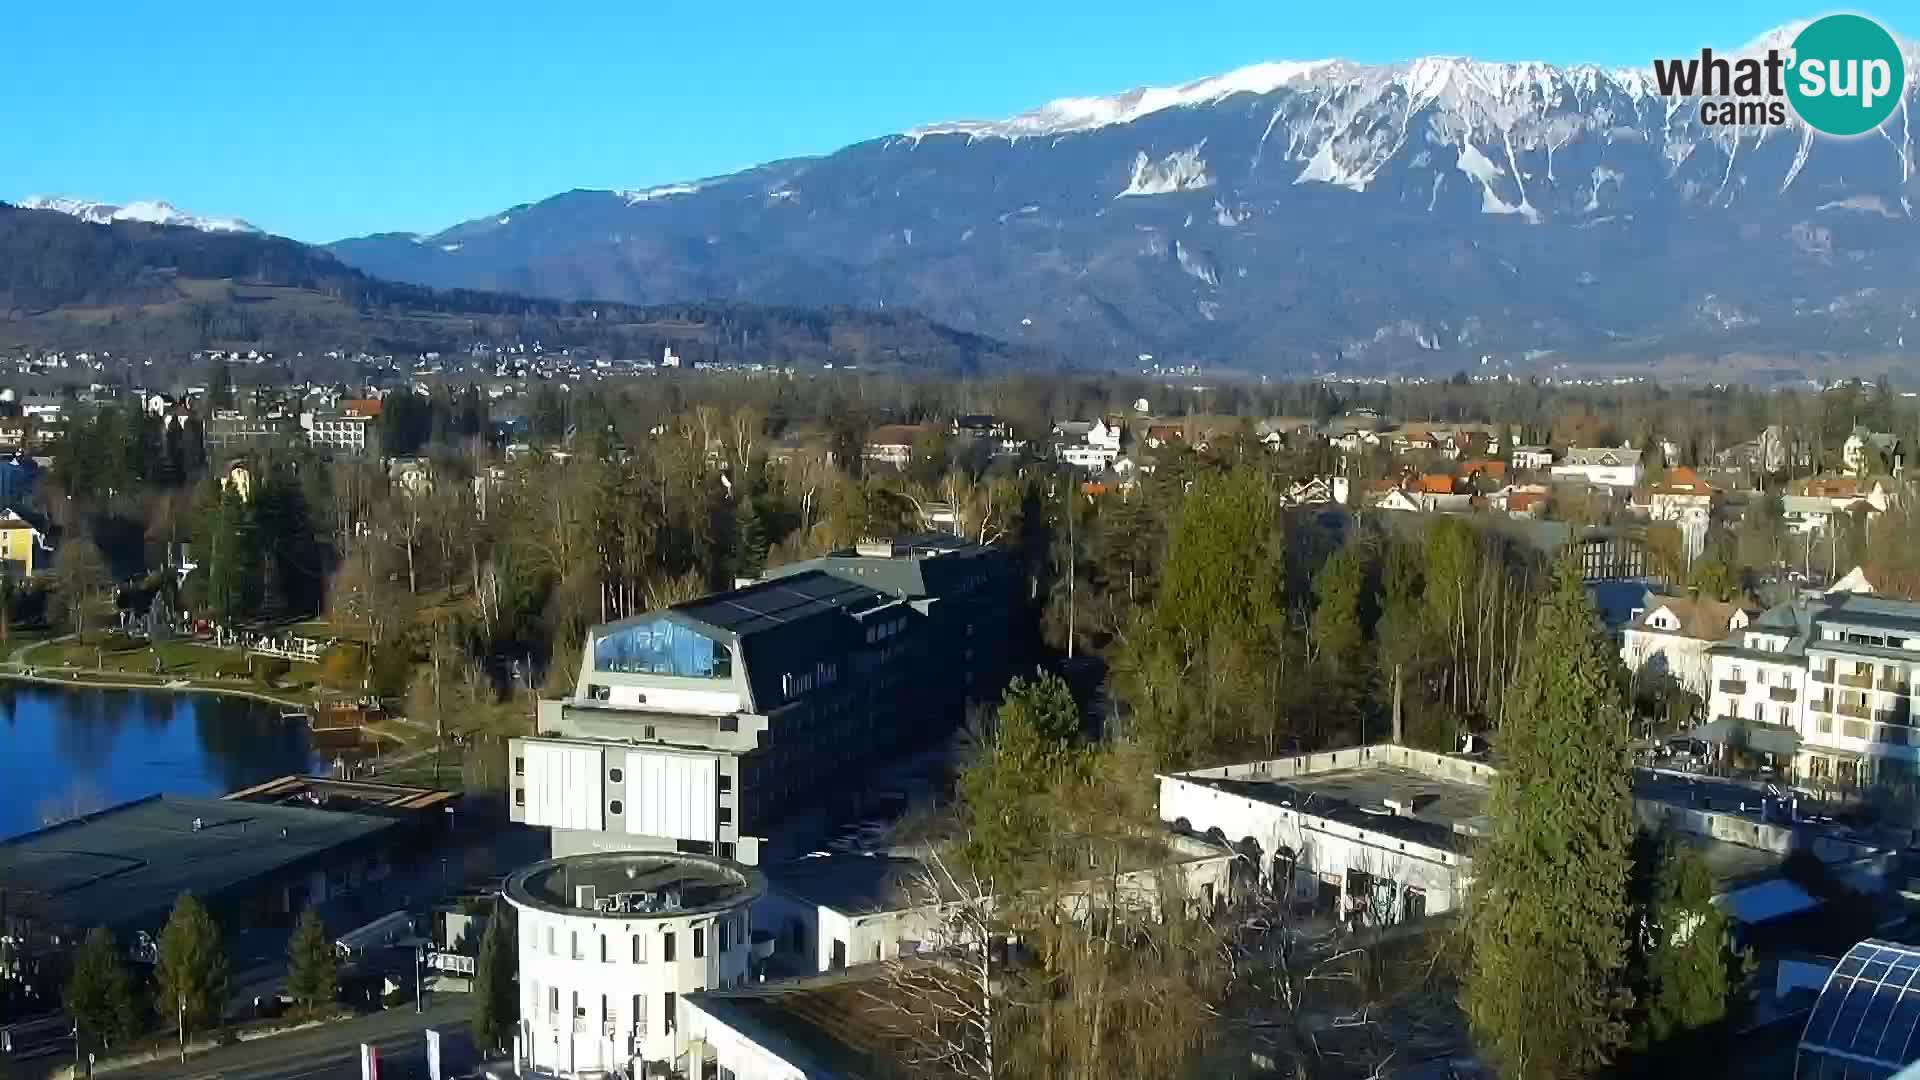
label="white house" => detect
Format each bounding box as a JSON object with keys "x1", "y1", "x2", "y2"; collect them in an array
[
  {"x1": 1621, "y1": 593, "x2": 1754, "y2": 700},
  {"x1": 1636, "y1": 467, "x2": 1716, "y2": 558},
  {"x1": 1551, "y1": 446, "x2": 1644, "y2": 491},
  {"x1": 1704, "y1": 592, "x2": 1920, "y2": 787},
  {"x1": 1510, "y1": 446, "x2": 1555, "y2": 471},
  {"x1": 1843, "y1": 428, "x2": 1903, "y2": 476},
  {"x1": 507, "y1": 852, "x2": 762, "y2": 1078}
]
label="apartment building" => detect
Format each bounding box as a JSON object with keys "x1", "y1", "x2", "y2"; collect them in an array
[
  {"x1": 1706, "y1": 594, "x2": 1920, "y2": 787},
  {"x1": 301, "y1": 398, "x2": 382, "y2": 455},
  {"x1": 206, "y1": 410, "x2": 296, "y2": 451},
  {"x1": 511, "y1": 538, "x2": 1013, "y2": 865}
]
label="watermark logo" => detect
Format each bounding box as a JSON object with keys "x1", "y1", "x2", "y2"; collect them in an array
[{"x1": 1652, "y1": 13, "x2": 1906, "y2": 137}]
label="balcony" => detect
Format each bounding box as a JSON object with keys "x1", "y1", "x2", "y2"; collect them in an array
[
  {"x1": 1718, "y1": 680, "x2": 1748, "y2": 696},
  {"x1": 1837, "y1": 702, "x2": 1872, "y2": 720},
  {"x1": 1839, "y1": 672, "x2": 1875, "y2": 690},
  {"x1": 1879, "y1": 677, "x2": 1911, "y2": 694},
  {"x1": 1875, "y1": 726, "x2": 1913, "y2": 747},
  {"x1": 1770, "y1": 687, "x2": 1798, "y2": 703},
  {"x1": 1811, "y1": 698, "x2": 1833, "y2": 713},
  {"x1": 1814, "y1": 669, "x2": 1835, "y2": 684},
  {"x1": 1845, "y1": 720, "x2": 1870, "y2": 740}
]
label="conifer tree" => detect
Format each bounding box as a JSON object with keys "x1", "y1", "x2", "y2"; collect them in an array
[
  {"x1": 65, "y1": 927, "x2": 139, "y2": 1054},
  {"x1": 284, "y1": 907, "x2": 337, "y2": 1012},
  {"x1": 1465, "y1": 558, "x2": 1635, "y2": 1079},
  {"x1": 472, "y1": 914, "x2": 517, "y2": 1053},
  {"x1": 154, "y1": 893, "x2": 229, "y2": 1060}
]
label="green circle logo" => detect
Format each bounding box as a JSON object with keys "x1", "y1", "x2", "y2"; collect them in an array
[{"x1": 1786, "y1": 14, "x2": 1906, "y2": 137}]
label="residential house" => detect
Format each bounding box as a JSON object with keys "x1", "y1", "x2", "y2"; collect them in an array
[
  {"x1": 1781, "y1": 476, "x2": 1893, "y2": 535},
  {"x1": 1488, "y1": 484, "x2": 1550, "y2": 518},
  {"x1": 1843, "y1": 428, "x2": 1904, "y2": 476},
  {"x1": 1636, "y1": 466, "x2": 1717, "y2": 557},
  {"x1": 1143, "y1": 424, "x2": 1184, "y2": 450},
  {"x1": 862, "y1": 424, "x2": 925, "y2": 469},
  {"x1": 388, "y1": 457, "x2": 434, "y2": 497},
  {"x1": 1551, "y1": 446, "x2": 1644, "y2": 491},
  {"x1": 1053, "y1": 417, "x2": 1122, "y2": 470},
  {"x1": 1282, "y1": 476, "x2": 1350, "y2": 507},
  {"x1": 1621, "y1": 591, "x2": 1756, "y2": 700},
  {"x1": 1510, "y1": 446, "x2": 1556, "y2": 471},
  {"x1": 0, "y1": 509, "x2": 47, "y2": 577}
]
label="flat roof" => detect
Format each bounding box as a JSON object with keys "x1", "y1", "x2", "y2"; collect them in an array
[
  {"x1": 0, "y1": 794, "x2": 403, "y2": 931},
  {"x1": 224, "y1": 774, "x2": 458, "y2": 814},
  {"x1": 505, "y1": 852, "x2": 764, "y2": 921},
  {"x1": 686, "y1": 964, "x2": 951, "y2": 1079},
  {"x1": 668, "y1": 570, "x2": 893, "y2": 640},
  {"x1": 767, "y1": 834, "x2": 1228, "y2": 916},
  {"x1": 1183, "y1": 764, "x2": 1489, "y2": 855}
]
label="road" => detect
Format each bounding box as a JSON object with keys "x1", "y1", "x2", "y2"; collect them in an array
[{"x1": 110, "y1": 998, "x2": 474, "y2": 1080}]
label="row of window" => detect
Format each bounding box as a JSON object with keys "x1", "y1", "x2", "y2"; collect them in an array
[{"x1": 536, "y1": 916, "x2": 747, "y2": 964}]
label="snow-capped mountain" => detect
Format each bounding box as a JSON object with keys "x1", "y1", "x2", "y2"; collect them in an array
[
  {"x1": 329, "y1": 24, "x2": 1920, "y2": 371},
  {"x1": 19, "y1": 196, "x2": 259, "y2": 235}
]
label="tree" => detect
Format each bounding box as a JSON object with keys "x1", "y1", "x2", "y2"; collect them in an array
[
  {"x1": 54, "y1": 538, "x2": 113, "y2": 636},
  {"x1": 472, "y1": 912, "x2": 517, "y2": 1053},
  {"x1": 1465, "y1": 558, "x2": 1636, "y2": 1079},
  {"x1": 154, "y1": 893, "x2": 229, "y2": 1060},
  {"x1": 65, "y1": 927, "x2": 139, "y2": 1056},
  {"x1": 997, "y1": 670, "x2": 1080, "y2": 745},
  {"x1": 1635, "y1": 832, "x2": 1742, "y2": 1059},
  {"x1": 284, "y1": 907, "x2": 337, "y2": 1012}
]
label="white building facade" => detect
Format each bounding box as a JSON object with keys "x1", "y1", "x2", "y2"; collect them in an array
[
  {"x1": 1706, "y1": 594, "x2": 1920, "y2": 787},
  {"x1": 508, "y1": 852, "x2": 764, "y2": 1078},
  {"x1": 1550, "y1": 446, "x2": 1644, "y2": 491}
]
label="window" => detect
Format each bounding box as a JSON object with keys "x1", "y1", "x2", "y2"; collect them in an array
[
  {"x1": 600, "y1": 935, "x2": 610, "y2": 963},
  {"x1": 573, "y1": 991, "x2": 583, "y2": 1019},
  {"x1": 719, "y1": 842, "x2": 734, "y2": 860},
  {"x1": 549, "y1": 987, "x2": 559, "y2": 1014},
  {"x1": 664, "y1": 993, "x2": 677, "y2": 1034},
  {"x1": 718, "y1": 774, "x2": 732, "y2": 794},
  {"x1": 571, "y1": 931, "x2": 582, "y2": 960},
  {"x1": 633, "y1": 994, "x2": 645, "y2": 1035},
  {"x1": 609, "y1": 767, "x2": 623, "y2": 783},
  {"x1": 514, "y1": 788, "x2": 525, "y2": 806},
  {"x1": 632, "y1": 935, "x2": 644, "y2": 963},
  {"x1": 693, "y1": 927, "x2": 705, "y2": 959},
  {"x1": 601, "y1": 994, "x2": 609, "y2": 1023},
  {"x1": 831, "y1": 939, "x2": 847, "y2": 970},
  {"x1": 514, "y1": 756, "x2": 525, "y2": 776},
  {"x1": 609, "y1": 800, "x2": 624, "y2": 816},
  {"x1": 589, "y1": 684, "x2": 611, "y2": 702},
  {"x1": 663, "y1": 932, "x2": 676, "y2": 962},
  {"x1": 718, "y1": 807, "x2": 732, "y2": 825},
  {"x1": 546, "y1": 927, "x2": 556, "y2": 955},
  {"x1": 719, "y1": 919, "x2": 732, "y2": 952}
]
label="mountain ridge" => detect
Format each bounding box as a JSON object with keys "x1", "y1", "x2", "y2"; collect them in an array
[{"x1": 315, "y1": 19, "x2": 1920, "y2": 375}]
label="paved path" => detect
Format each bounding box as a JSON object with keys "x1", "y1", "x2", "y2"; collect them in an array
[{"x1": 110, "y1": 999, "x2": 472, "y2": 1080}]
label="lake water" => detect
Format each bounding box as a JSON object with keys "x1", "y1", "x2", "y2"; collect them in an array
[{"x1": 0, "y1": 683, "x2": 319, "y2": 839}]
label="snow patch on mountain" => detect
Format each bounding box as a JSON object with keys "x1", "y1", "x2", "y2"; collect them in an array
[
  {"x1": 911, "y1": 60, "x2": 1341, "y2": 140},
  {"x1": 1117, "y1": 143, "x2": 1213, "y2": 197},
  {"x1": 621, "y1": 182, "x2": 709, "y2": 204},
  {"x1": 19, "y1": 195, "x2": 258, "y2": 234},
  {"x1": 1174, "y1": 240, "x2": 1220, "y2": 286}
]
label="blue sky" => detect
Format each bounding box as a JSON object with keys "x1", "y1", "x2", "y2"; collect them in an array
[{"x1": 1, "y1": 1, "x2": 1890, "y2": 242}]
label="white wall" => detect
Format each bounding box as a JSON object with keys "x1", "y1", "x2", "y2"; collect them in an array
[
  {"x1": 525, "y1": 742, "x2": 605, "y2": 831},
  {"x1": 605, "y1": 683, "x2": 741, "y2": 714},
  {"x1": 1158, "y1": 773, "x2": 1467, "y2": 920},
  {"x1": 627, "y1": 750, "x2": 717, "y2": 843},
  {"x1": 515, "y1": 902, "x2": 755, "y2": 1075},
  {"x1": 682, "y1": 1002, "x2": 809, "y2": 1080}
]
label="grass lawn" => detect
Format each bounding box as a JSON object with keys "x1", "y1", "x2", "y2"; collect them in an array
[{"x1": 15, "y1": 634, "x2": 324, "y2": 702}]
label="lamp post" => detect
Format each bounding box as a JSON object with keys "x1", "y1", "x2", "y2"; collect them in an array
[{"x1": 415, "y1": 943, "x2": 425, "y2": 1014}]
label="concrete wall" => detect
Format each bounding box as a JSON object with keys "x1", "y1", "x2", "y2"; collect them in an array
[
  {"x1": 680, "y1": 1004, "x2": 810, "y2": 1080},
  {"x1": 1169, "y1": 743, "x2": 1496, "y2": 789}
]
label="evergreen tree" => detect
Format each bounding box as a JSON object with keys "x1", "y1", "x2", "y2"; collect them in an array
[
  {"x1": 154, "y1": 893, "x2": 229, "y2": 1060},
  {"x1": 736, "y1": 499, "x2": 770, "y2": 578},
  {"x1": 997, "y1": 669, "x2": 1081, "y2": 745},
  {"x1": 472, "y1": 913, "x2": 517, "y2": 1053},
  {"x1": 65, "y1": 927, "x2": 139, "y2": 1054},
  {"x1": 1465, "y1": 558, "x2": 1635, "y2": 1079},
  {"x1": 207, "y1": 487, "x2": 262, "y2": 621},
  {"x1": 284, "y1": 907, "x2": 337, "y2": 1012},
  {"x1": 1637, "y1": 831, "x2": 1742, "y2": 1058},
  {"x1": 208, "y1": 362, "x2": 234, "y2": 410}
]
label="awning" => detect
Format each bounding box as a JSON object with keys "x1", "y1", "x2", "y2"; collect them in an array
[{"x1": 1687, "y1": 717, "x2": 1801, "y2": 757}]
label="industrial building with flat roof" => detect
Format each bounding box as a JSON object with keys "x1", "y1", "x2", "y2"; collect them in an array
[
  {"x1": 0, "y1": 794, "x2": 411, "y2": 989},
  {"x1": 1160, "y1": 744, "x2": 1891, "y2": 932},
  {"x1": 513, "y1": 536, "x2": 1015, "y2": 866}
]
